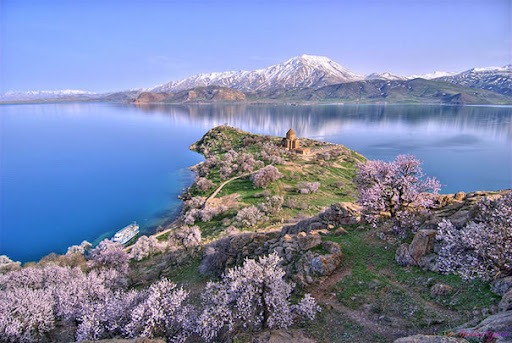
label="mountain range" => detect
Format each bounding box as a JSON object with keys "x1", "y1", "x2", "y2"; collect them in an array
[{"x1": 2, "y1": 55, "x2": 511, "y2": 104}]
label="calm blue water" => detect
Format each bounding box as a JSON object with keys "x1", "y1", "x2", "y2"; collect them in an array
[{"x1": 1, "y1": 103, "x2": 511, "y2": 262}]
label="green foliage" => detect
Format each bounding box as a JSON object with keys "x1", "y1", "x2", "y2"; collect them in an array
[
  {"x1": 324, "y1": 228, "x2": 499, "y2": 329},
  {"x1": 189, "y1": 126, "x2": 362, "y2": 236}
]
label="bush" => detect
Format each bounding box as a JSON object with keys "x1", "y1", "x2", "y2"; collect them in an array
[
  {"x1": 196, "y1": 253, "x2": 319, "y2": 341},
  {"x1": 172, "y1": 225, "x2": 202, "y2": 248},
  {"x1": 250, "y1": 165, "x2": 283, "y2": 188},
  {"x1": 125, "y1": 279, "x2": 192, "y2": 342},
  {"x1": 355, "y1": 154, "x2": 440, "y2": 231},
  {"x1": 234, "y1": 206, "x2": 264, "y2": 228},
  {"x1": 88, "y1": 239, "x2": 130, "y2": 275},
  {"x1": 196, "y1": 177, "x2": 214, "y2": 192},
  {"x1": 436, "y1": 192, "x2": 512, "y2": 280},
  {"x1": 66, "y1": 241, "x2": 92, "y2": 256},
  {"x1": 258, "y1": 195, "x2": 284, "y2": 215},
  {"x1": 129, "y1": 236, "x2": 165, "y2": 261},
  {"x1": 297, "y1": 181, "x2": 320, "y2": 194}
]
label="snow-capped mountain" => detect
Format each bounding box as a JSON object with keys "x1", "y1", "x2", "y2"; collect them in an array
[
  {"x1": 434, "y1": 65, "x2": 512, "y2": 96},
  {"x1": 365, "y1": 72, "x2": 405, "y2": 81},
  {"x1": 0, "y1": 89, "x2": 97, "y2": 101},
  {"x1": 407, "y1": 71, "x2": 458, "y2": 80},
  {"x1": 149, "y1": 55, "x2": 364, "y2": 93}
]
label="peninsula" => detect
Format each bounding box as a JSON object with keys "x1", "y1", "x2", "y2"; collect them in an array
[{"x1": 1, "y1": 126, "x2": 510, "y2": 343}]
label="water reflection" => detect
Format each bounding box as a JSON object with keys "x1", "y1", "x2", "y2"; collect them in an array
[
  {"x1": 132, "y1": 103, "x2": 512, "y2": 143},
  {"x1": 132, "y1": 103, "x2": 512, "y2": 193}
]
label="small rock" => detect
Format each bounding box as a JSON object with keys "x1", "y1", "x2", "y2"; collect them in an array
[
  {"x1": 431, "y1": 283, "x2": 453, "y2": 297},
  {"x1": 368, "y1": 279, "x2": 382, "y2": 290},
  {"x1": 314, "y1": 229, "x2": 330, "y2": 236},
  {"x1": 322, "y1": 241, "x2": 342, "y2": 255},
  {"x1": 282, "y1": 234, "x2": 293, "y2": 242},
  {"x1": 396, "y1": 243, "x2": 411, "y2": 266},
  {"x1": 334, "y1": 227, "x2": 349, "y2": 236},
  {"x1": 454, "y1": 192, "x2": 466, "y2": 201}
]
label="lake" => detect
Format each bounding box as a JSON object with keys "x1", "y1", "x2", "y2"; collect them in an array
[{"x1": 1, "y1": 103, "x2": 511, "y2": 262}]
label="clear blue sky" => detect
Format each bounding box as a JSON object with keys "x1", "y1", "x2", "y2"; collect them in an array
[{"x1": 0, "y1": 0, "x2": 510, "y2": 93}]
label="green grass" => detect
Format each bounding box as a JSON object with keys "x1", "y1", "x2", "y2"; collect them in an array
[
  {"x1": 323, "y1": 228, "x2": 500, "y2": 328},
  {"x1": 164, "y1": 257, "x2": 207, "y2": 286},
  {"x1": 189, "y1": 129, "x2": 361, "y2": 232}
]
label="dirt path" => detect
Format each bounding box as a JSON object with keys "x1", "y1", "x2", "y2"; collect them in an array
[
  {"x1": 311, "y1": 267, "x2": 408, "y2": 341},
  {"x1": 203, "y1": 172, "x2": 251, "y2": 207}
]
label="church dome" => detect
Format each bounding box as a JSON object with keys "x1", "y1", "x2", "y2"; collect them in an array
[{"x1": 286, "y1": 128, "x2": 296, "y2": 139}]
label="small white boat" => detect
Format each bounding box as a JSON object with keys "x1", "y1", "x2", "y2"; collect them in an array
[{"x1": 112, "y1": 223, "x2": 139, "y2": 245}]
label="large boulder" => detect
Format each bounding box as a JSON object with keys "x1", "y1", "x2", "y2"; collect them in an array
[
  {"x1": 395, "y1": 229, "x2": 437, "y2": 267},
  {"x1": 409, "y1": 229, "x2": 437, "y2": 264},
  {"x1": 396, "y1": 243, "x2": 412, "y2": 266},
  {"x1": 457, "y1": 310, "x2": 512, "y2": 343},
  {"x1": 294, "y1": 241, "x2": 343, "y2": 286},
  {"x1": 297, "y1": 231, "x2": 322, "y2": 250}
]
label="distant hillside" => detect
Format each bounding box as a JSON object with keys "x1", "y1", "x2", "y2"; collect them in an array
[
  {"x1": 133, "y1": 79, "x2": 512, "y2": 105},
  {"x1": 134, "y1": 86, "x2": 246, "y2": 104},
  {"x1": 3, "y1": 55, "x2": 511, "y2": 105},
  {"x1": 435, "y1": 65, "x2": 512, "y2": 96},
  {"x1": 277, "y1": 78, "x2": 512, "y2": 104}
]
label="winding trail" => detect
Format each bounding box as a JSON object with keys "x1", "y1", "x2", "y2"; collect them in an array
[
  {"x1": 203, "y1": 172, "x2": 251, "y2": 207},
  {"x1": 311, "y1": 267, "x2": 408, "y2": 341}
]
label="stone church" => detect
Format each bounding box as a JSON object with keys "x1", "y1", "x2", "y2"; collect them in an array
[
  {"x1": 282, "y1": 128, "x2": 300, "y2": 150},
  {"x1": 281, "y1": 128, "x2": 309, "y2": 154}
]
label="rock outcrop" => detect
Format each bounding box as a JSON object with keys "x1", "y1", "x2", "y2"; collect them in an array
[
  {"x1": 281, "y1": 202, "x2": 361, "y2": 236},
  {"x1": 395, "y1": 229, "x2": 437, "y2": 268},
  {"x1": 199, "y1": 229, "x2": 343, "y2": 286},
  {"x1": 457, "y1": 310, "x2": 512, "y2": 343},
  {"x1": 499, "y1": 290, "x2": 512, "y2": 312}
]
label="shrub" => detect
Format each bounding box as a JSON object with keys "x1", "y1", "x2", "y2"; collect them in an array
[
  {"x1": 129, "y1": 236, "x2": 165, "y2": 261},
  {"x1": 251, "y1": 165, "x2": 283, "y2": 188},
  {"x1": 88, "y1": 239, "x2": 130, "y2": 275},
  {"x1": 258, "y1": 195, "x2": 284, "y2": 215},
  {"x1": 196, "y1": 177, "x2": 214, "y2": 192},
  {"x1": 172, "y1": 225, "x2": 202, "y2": 248},
  {"x1": 125, "y1": 279, "x2": 192, "y2": 342},
  {"x1": 436, "y1": 192, "x2": 512, "y2": 280},
  {"x1": 297, "y1": 181, "x2": 320, "y2": 194},
  {"x1": 196, "y1": 253, "x2": 319, "y2": 341},
  {"x1": 355, "y1": 154, "x2": 440, "y2": 231},
  {"x1": 260, "y1": 143, "x2": 285, "y2": 165},
  {"x1": 66, "y1": 241, "x2": 92, "y2": 256},
  {"x1": 0, "y1": 287, "x2": 55, "y2": 343},
  {"x1": 234, "y1": 206, "x2": 264, "y2": 228}
]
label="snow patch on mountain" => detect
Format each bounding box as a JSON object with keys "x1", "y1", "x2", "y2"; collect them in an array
[
  {"x1": 435, "y1": 65, "x2": 512, "y2": 95},
  {"x1": 150, "y1": 55, "x2": 364, "y2": 93},
  {"x1": 365, "y1": 72, "x2": 405, "y2": 81},
  {"x1": 407, "y1": 71, "x2": 458, "y2": 80}
]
